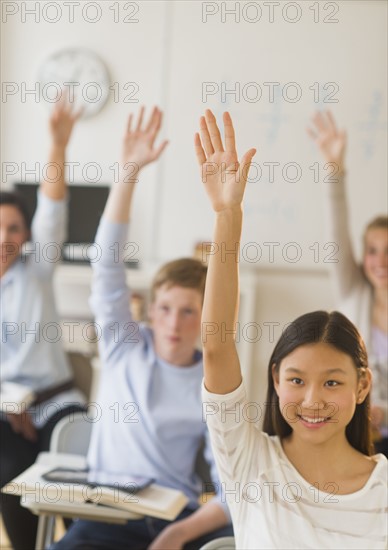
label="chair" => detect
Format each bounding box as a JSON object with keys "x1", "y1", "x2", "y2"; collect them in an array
[
  {"x1": 34, "y1": 412, "x2": 93, "y2": 549},
  {"x1": 200, "y1": 536, "x2": 236, "y2": 550},
  {"x1": 29, "y1": 416, "x2": 227, "y2": 549},
  {"x1": 49, "y1": 411, "x2": 92, "y2": 455}
]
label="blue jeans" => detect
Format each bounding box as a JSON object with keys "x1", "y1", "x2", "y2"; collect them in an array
[
  {"x1": 0, "y1": 405, "x2": 86, "y2": 550},
  {"x1": 51, "y1": 507, "x2": 233, "y2": 550}
]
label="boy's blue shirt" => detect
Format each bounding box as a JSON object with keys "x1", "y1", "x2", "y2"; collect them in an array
[{"x1": 88, "y1": 217, "x2": 229, "y2": 515}]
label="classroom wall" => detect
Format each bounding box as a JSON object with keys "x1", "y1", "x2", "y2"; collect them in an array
[
  {"x1": 1, "y1": 1, "x2": 168, "y2": 257},
  {"x1": 1, "y1": 0, "x2": 386, "y2": 402}
]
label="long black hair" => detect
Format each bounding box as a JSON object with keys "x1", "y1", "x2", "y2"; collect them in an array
[{"x1": 262, "y1": 311, "x2": 373, "y2": 455}]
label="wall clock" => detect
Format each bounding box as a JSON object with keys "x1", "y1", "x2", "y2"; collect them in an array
[{"x1": 38, "y1": 48, "x2": 110, "y2": 117}]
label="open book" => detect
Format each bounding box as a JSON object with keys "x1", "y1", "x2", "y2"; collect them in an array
[
  {"x1": 0, "y1": 382, "x2": 36, "y2": 412},
  {"x1": 2, "y1": 453, "x2": 189, "y2": 521}
]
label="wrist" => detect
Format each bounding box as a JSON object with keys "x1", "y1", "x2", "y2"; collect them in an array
[
  {"x1": 215, "y1": 205, "x2": 243, "y2": 218},
  {"x1": 120, "y1": 159, "x2": 142, "y2": 175},
  {"x1": 326, "y1": 160, "x2": 345, "y2": 175},
  {"x1": 168, "y1": 519, "x2": 191, "y2": 544},
  {"x1": 50, "y1": 143, "x2": 66, "y2": 156},
  {"x1": 337, "y1": 166, "x2": 346, "y2": 177},
  {"x1": 120, "y1": 156, "x2": 143, "y2": 169},
  {"x1": 118, "y1": 163, "x2": 141, "y2": 184}
]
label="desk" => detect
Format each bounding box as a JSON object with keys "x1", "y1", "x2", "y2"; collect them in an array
[{"x1": 11, "y1": 452, "x2": 142, "y2": 550}]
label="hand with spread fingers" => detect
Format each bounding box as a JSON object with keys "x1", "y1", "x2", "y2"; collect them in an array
[
  {"x1": 49, "y1": 91, "x2": 82, "y2": 150},
  {"x1": 103, "y1": 106, "x2": 168, "y2": 223},
  {"x1": 308, "y1": 110, "x2": 346, "y2": 174},
  {"x1": 121, "y1": 106, "x2": 169, "y2": 171},
  {"x1": 194, "y1": 110, "x2": 256, "y2": 212}
]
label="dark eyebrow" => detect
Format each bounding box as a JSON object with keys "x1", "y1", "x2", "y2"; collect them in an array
[
  {"x1": 284, "y1": 368, "x2": 303, "y2": 374},
  {"x1": 284, "y1": 367, "x2": 348, "y2": 376},
  {"x1": 325, "y1": 368, "x2": 348, "y2": 376}
]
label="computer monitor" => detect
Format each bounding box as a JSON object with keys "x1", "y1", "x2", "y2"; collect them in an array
[{"x1": 13, "y1": 183, "x2": 114, "y2": 263}]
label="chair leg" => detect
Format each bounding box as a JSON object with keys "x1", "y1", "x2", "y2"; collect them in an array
[{"x1": 35, "y1": 514, "x2": 55, "y2": 550}]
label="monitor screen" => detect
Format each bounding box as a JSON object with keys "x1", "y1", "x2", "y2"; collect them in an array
[
  {"x1": 14, "y1": 183, "x2": 109, "y2": 245},
  {"x1": 11, "y1": 183, "x2": 138, "y2": 264}
]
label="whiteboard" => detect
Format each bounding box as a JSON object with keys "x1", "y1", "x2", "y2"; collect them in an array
[{"x1": 156, "y1": 1, "x2": 387, "y2": 269}]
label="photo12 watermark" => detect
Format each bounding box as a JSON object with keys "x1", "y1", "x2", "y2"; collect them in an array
[
  {"x1": 202, "y1": 479, "x2": 340, "y2": 504},
  {"x1": 1, "y1": 161, "x2": 142, "y2": 185},
  {"x1": 1, "y1": 319, "x2": 142, "y2": 346},
  {"x1": 201, "y1": 2, "x2": 340, "y2": 24},
  {"x1": 200, "y1": 160, "x2": 342, "y2": 185},
  {"x1": 2, "y1": 400, "x2": 141, "y2": 425},
  {"x1": 202, "y1": 81, "x2": 339, "y2": 104},
  {"x1": 1, "y1": 2, "x2": 140, "y2": 24},
  {"x1": 198, "y1": 240, "x2": 339, "y2": 266},
  {"x1": 1, "y1": 81, "x2": 140, "y2": 105}
]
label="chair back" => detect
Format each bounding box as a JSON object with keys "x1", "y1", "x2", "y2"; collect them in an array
[
  {"x1": 200, "y1": 537, "x2": 236, "y2": 550},
  {"x1": 49, "y1": 411, "x2": 92, "y2": 456}
]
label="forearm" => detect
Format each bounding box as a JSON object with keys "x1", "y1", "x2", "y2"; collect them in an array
[
  {"x1": 90, "y1": 218, "x2": 136, "y2": 362},
  {"x1": 104, "y1": 166, "x2": 139, "y2": 223},
  {"x1": 91, "y1": 218, "x2": 131, "y2": 307},
  {"x1": 174, "y1": 500, "x2": 229, "y2": 544},
  {"x1": 40, "y1": 145, "x2": 67, "y2": 200},
  {"x1": 202, "y1": 206, "x2": 243, "y2": 393},
  {"x1": 323, "y1": 170, "x2": 362, "y2": 297}
]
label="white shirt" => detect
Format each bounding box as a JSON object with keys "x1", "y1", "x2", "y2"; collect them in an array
[
  {"x1": 1, "y1": 191, "x2": 85, "y2": 427},
  {"x1": 203, "y1": 381, "x2": 387, "y2": 549}
]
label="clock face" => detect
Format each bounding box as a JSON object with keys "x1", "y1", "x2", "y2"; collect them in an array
[{"x1": 38, "y1": 49, "x2": 110, "y2": 118}]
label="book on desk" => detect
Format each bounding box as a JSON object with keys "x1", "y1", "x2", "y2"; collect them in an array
[
  {"x1": 0, "y1": 381, "x2": 36, "y2": 412},
  {"x1": 2, "y1": 453, "x2": 189, "y2": 522}
]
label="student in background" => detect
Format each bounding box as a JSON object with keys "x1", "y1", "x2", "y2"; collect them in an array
[
  {"x1": 308, "y1": 111, "x2": 388, "y2": 456},
  {"x1": 52, "y1": 106, "x2": 232, "y2": 550},
  {"x1": 0, "y1": 98, "x2": 86, "y2": 549},
  {"x1": 197, "y1": 109, "x2": 387, "y2": 549}
]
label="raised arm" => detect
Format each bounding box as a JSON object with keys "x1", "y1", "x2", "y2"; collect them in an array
[
  {"x1": 308, "y1": 111, "x2": 363, "y2": 298},
  {"x1": 31, "y1": 97, "x2": 80, "y2": 274},
  {"x1": 195, "y1": 110, "x2": 256, "y2": 394},
  {"x1": 90, "y1": 108, "x2": 168, "y2": 364},
  {"x1": 41, "y1": 94, "x2": 80, "y2": 200},
  {"x1": 103, "y1": 106, "x2": 168, "y2": 223}
]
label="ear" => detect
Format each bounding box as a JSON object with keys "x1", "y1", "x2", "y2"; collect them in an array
[
  {"x1": 356, "y1": 368, "x2": 372, "y2": 405},
  {"x1": 272, "y1": 363, "x2": 280, "y2": 395}
]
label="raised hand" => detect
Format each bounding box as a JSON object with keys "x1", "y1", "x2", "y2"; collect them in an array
[
  {"x1": 121, "y1": 106, "x2": 168, "y2": 170},
  {"x1": 195, "y1": 110, "x2": 256, "y2": 212},
  {"x1": 49, "y1": 91, "x2": 81, "y2": 149},
  {"x1": 308, "y1": 111, "x2": 346, "y2": 173}
]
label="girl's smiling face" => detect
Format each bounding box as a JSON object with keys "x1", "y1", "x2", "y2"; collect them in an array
[
  {"x1": 272, "y1": 342, "x2": 371, "y2": 446},
  {"x1": 363, "y1": 228, "x2": 388, "y2": 290}
]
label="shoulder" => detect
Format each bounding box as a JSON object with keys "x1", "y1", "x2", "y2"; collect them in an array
[
  {"x1": 347, "y1": 452, "x2": 388, "y2": 496},
  {"x1": 369, "y1": 453, "x2": 388, "y2": 482}
]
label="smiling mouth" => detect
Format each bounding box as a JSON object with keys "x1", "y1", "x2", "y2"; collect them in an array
[{"x1": 298, "y1": 415, "x2": 331, "y2": 424}]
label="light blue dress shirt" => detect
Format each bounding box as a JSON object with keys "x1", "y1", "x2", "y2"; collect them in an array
[
  {"x1": 1, "y1": 191, "x2": 85, "y2": 426},
  {"x1": 87, "y1": 217, "x2": 230, "y2": 516}
]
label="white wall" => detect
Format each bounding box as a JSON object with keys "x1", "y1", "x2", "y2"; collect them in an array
[
  {"x1": 1, "y1": 1, "x2": 386, "y2": 401},
  {"x1": 1, "y1": 1, "x2": 169, "y2": 257}
]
